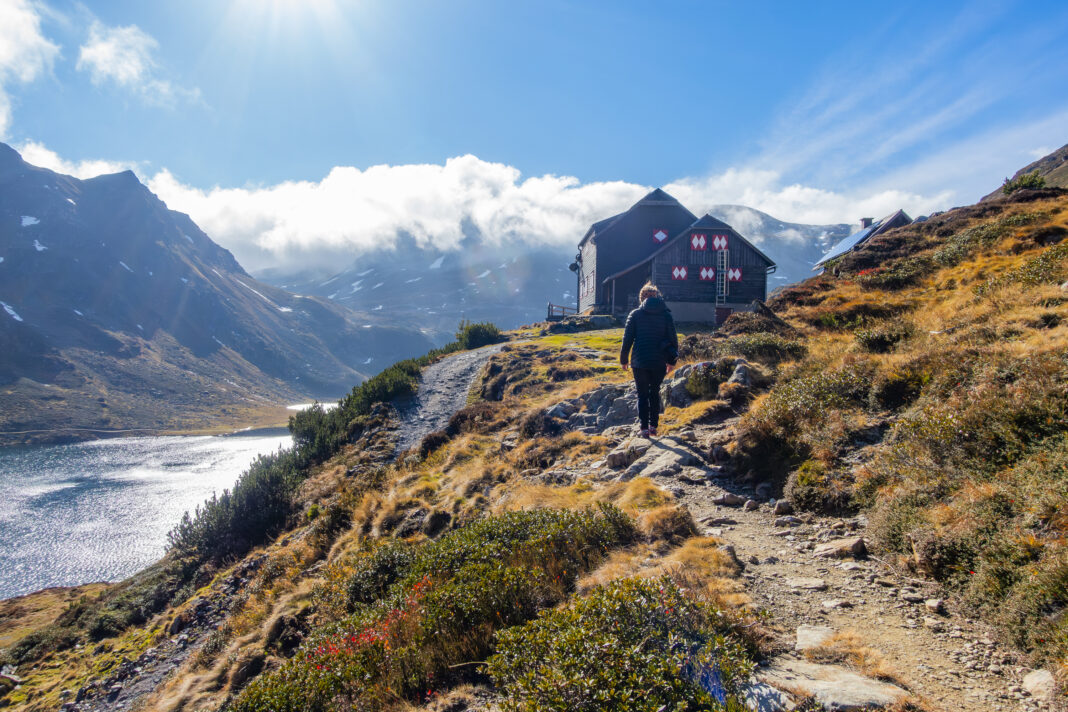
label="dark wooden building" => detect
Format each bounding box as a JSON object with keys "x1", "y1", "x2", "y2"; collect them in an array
[{"x1": 573, "y1": 189, "x2": 776, "y2": 323}]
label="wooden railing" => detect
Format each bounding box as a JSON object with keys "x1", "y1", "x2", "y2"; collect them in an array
[{"x1": 546, "y1": 302, "x2": 578, "y2": 321}]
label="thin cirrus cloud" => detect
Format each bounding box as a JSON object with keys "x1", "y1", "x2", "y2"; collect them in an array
[
  {"x1": 0, "y1": 0, "x2": 60, "y2": 137},
  {"x1": 76, "y1": 20, "x2": 201, "y2": 107}
]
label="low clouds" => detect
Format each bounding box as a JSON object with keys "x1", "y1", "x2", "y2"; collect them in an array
[
  {"x1": 77, "y1": 21, "x2": 200, "y2": 106},
  {"x1": 147, "y1": 157, "x2": 648, "y2": 272},
  {"x1": 0, "y1": 0, "x2": 60, "y2": 136},
  {"x1": 14, "y1": 139, "x2": 136, "y2": 178},
  {"x1": 147, "y1": 156, "x2": 952, "y2": 274}
]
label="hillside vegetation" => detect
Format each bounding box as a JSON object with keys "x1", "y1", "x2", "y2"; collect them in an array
[
  {"x1": 750, "y1": 188, "x2": 1068, "y2": 670},
  {"x1": 4, "y1": 191, "x2": 1068, "y2": 709}
]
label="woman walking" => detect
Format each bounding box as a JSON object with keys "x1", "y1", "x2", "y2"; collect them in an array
[{"x1": 619, "y1": 283, "x2": 678, "y2": 437}]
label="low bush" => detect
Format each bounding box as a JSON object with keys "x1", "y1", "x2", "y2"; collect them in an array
[
  {"x1": 855, "y1": 256, "x2": 935, "y2": 290},
  {"x1": 679, "y1": 333, "x2": 805, "y2": 366},
  {"x1": 487, "y1": 576, "x2": 755, "y2": 712},
  {"x1": 170, "y1": 321, "x2": 503, "y2": 567},
  {"x1": 1002, "y1": 169, "x2": 1046, "y2": 195},
  {"x1": 686, "y1": 358, "x2": 735, "y2": 399},
  {"x1": 234, "y1": 506, "x2": 637, "y2": 712},
  {"x1": 455, "y1": 320, "x2": 504, "y2": 350},
  {"x1": 975, "y1": 242, "x2": 1068, "y2": 297},
  {"x1": 854, "y1": 324, "x2": 911, "y2": 353}
]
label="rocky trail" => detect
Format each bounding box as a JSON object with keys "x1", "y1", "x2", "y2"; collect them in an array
[
  {"x1": 539, "y1": 361, "x2": 1060, "y2": 711},
  {"x1": 392, "y1": 343, "x2": 507, "y2": 456}
]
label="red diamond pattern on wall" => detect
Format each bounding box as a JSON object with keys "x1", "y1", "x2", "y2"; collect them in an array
[
  {"x1": 699, "y1": 266, "x2": 715, "y2": 281},
  {"x1": 653, "y1": 228, "x2": 668, "y2": 243},
  {"x1": 728, "y1": 267, "x2": 742, "y2": 281},
  {"x1": 691, "y1": 232, "x2": 707, "y2": 250},
  {"x1": 712, "y1": 234, "x2": 729, "y2": 250},
  {"x1": 671, "y1": 266, "x2": 688, "y2": 280}
]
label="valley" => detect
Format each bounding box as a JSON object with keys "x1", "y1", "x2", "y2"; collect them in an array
[{"x1": 2, "y1": 185, "x2": 1066, "y2": 710}]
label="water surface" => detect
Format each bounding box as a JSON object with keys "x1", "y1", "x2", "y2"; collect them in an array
[{"x1": 0, "y1": 431, "x2": 291, "y2": 599}]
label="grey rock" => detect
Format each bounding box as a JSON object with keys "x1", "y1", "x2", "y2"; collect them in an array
[
  {"x1": 787, "y1": 577, "x2": 828, "y2": 591},
  {"x1": 1022, "y1": 669, "x2": 1056, "y2": 700},
  {"x1": 661, "y1": 377, "x2": 693, "y2": 407},
  {"x1": 923, "y1": 616, "x2": 944, "y2": 632},
  {"x1": 743, "y1": 499, "x2": 759, "y2": 511},
  {"x1": 728, "y1": 361, "x2": 752, "y2": 387},
  {"x1": 545, "y1": 402, "x2": 576, "y2": 419},
  {"x1": 739, "y1": 680, "x2": 797, "y2": 711},
  {"x1": 774, "y1": 516, "x2": 802, "y2": 527},
  {"x1": 795, "y1": 625, "x2": 835, "y2": 651},
  {"x1": 773, "y1": 500, "x2": 794, "y2": 515},
  {"x1": 703, "y1": 516, "x2": 738, "y2": 525},
  {"x1": 758, "y1": 659, "x2": 908, "y2": 711},
  {"x1": 713, "y1": 493, "x2": 747, "y2": 507},
  {"x1": 924, "y1": 598, "x2": 945, "y2": 614},
  {"x1": 812, "y1": 537, "x2": 867, "y2": 559},
  {"x1": 821, "y1": 599, "x2": 853, "y2": 610}
]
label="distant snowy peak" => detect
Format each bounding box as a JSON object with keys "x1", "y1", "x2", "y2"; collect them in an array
[
  {"x1": 706, "y1": 204, "x2": 852, "y2": 286},
  {"x1": 21, "y1": 216, "x2": 39, "y2": 226}
]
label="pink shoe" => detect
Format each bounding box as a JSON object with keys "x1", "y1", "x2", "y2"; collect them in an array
[{"x1": 649, "y1": 428, "x2": 658, "y2": 437}]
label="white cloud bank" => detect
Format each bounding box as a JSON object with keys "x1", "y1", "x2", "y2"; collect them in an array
[
  {"x1": 145, "y1": 155, "x2": 955, "y2": 273},
  {"x1": 0, "y1": 0, "x2": 60, "y2": 137},
  {"x1": 77, "y1": 20, "x2": 200, "y2": 107},
  {"x1": 15, "y1": 139, "x2": 137, "y2": 178}
]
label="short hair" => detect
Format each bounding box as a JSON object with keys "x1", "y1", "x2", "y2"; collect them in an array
[{"x1": 639, "y1": 283, "x2": 660, "y2": 300}]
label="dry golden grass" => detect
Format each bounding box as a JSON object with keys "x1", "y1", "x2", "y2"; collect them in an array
[{"x1": 802, "y1": 630, "x2": 908, "y2": 687}]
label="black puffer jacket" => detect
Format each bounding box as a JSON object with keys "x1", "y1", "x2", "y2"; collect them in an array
[{"x1": 620, "y1": 297, "x2": 678, "y2": 370}]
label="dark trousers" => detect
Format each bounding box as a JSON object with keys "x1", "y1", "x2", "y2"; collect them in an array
[{"x1": 632, "y1": 367, "x2": 666, "y2": 430}]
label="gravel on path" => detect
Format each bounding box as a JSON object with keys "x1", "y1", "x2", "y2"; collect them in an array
[{"x1": 392, "y1": 343, "x2": 506, "y2": 457}]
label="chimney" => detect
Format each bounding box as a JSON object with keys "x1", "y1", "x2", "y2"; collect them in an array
[{"x1": 859, "y1": 217, "x2": 874, "y2": 229}]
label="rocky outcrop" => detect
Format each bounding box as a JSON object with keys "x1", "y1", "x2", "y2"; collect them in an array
[{"x1": 757, "y1": 658, "x2": 908, "y2": 711}]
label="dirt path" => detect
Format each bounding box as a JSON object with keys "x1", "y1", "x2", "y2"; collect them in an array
[
  {"x1": 636, "y1": 419, "x2": 1046, "y2": 711},
  {"x1": 392, "y1": 343, "x2": 506, "y2": 456}
]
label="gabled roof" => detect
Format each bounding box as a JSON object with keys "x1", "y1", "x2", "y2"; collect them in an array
[
  {"x1": 578, "y1": 188, "x2": 687, "y2": 247},
  {"x1": 600, "y1": 213, "x2": 777, "y2": 283},
  {"x1": 813, "y1": 209, "x2": 912, "y2": 268}
]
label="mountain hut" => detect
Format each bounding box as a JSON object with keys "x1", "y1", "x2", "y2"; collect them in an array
[{"x1": 568, "y1": 188, "x2": 777, "y2": 324}]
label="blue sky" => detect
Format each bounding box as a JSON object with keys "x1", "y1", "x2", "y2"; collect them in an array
[{"x1": 3, "y1": 0, "x2": 1068, "y2": 271}]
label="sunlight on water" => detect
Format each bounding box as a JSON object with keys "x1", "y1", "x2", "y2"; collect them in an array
[{"x1": 0, "y1": 431, "x2": 292, "y2": 599}]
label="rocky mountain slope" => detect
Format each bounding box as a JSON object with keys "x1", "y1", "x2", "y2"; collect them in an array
[
  {"x1": 983, "y1": 143, "x2": 1068, "y2": 201},
  {"x1": 3, "y1": 180, "x2": 1067, "y2": 711},
  {"x1": 0, "y1": 143, "x2": 435, "y2": 443}
]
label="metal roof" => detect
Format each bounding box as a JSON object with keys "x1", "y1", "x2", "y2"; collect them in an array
[
  {"x1": 813, "y1": 209, "x2": 912, "y2": 268},
  {"x1": 578, "y1": 188, "x2": 685, "y2": 248},
  {"x1": 813, "y1": 226, "x2": 874, "y2": 268}
]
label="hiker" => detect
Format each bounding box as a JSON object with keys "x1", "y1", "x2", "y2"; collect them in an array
[{"x1": 619, "y1": 283, "x2": 678, "y2": 437}]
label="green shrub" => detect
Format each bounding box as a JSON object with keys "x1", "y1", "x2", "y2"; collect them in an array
[
  {"x1": 679, "y1": 332, "x2": 805, "y2": 365},
  {"x1": 868, "y1": 368, "x2": 928, "y2": 410},
  {"x1": 1002, "y1": 169, "x2": 1046, "y2": 195},
  {"x1": 686, "y1": 358, "x2": 735, "y2": 399},
  {"x1": 456, "y1": 320, "x2": 504, "y2": 349},
  {"x1": 233, "y1": 506, "x2": 637, "y2": 712},
  {"x1": 975, "y1": 242, "x2": 1068, "y2": 297},
  {"x1": 855, "y1": 256, "x2": 935, "y2": 290},
  {"x1": 170, "y1": 324, "x2": 500, "y2": 566},
  {"x1": 854, "y1": 324, "x2": 911, "y2": 353},
  {"x1": 488, "y1": 576, "x2": 755, "y2": 712}
]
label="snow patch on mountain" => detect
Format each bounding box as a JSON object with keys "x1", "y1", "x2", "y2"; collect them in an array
[
  {"x1": 1, "y1": 302, "x2": 23, "y2": 322},
  {"x1": 21, "y1": 216, "x2": 39, "y2": 227}
]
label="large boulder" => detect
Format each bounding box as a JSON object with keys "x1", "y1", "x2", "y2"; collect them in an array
[
  {"x1": 758, "y1": 658, "x2": 908, "y2": 710},
  {"x1": 812, "y1": 537, "x2": 868, "y2": 559}
]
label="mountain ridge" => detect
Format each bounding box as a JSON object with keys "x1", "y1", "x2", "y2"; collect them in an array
[{"x1": 0, "y1": 143, "x2": 436, "y2": 444}]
